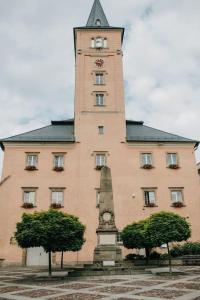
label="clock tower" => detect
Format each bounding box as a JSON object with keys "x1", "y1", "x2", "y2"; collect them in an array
[{"x1": 73, "y1": 0, "x2": 126, "y2": 143}]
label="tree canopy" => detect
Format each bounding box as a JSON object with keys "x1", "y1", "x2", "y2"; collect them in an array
[
  {"x1": 15, "y1": 210, "x2": 85, "y2": 275},
  {"x1": 147, "y1": 211, "x2": 191, "y2": 247},
  {"x1": 121, "y1": 219, "x2": 154, "y2": 257}
]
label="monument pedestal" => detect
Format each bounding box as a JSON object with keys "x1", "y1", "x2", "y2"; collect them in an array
[{"x1": 94, "y1": 245, "x2": 122, "y2": 266}]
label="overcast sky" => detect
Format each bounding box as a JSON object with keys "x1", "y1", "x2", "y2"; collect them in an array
[{"x1": 0, "y1": 0, "x2": 200, "y2": 177}]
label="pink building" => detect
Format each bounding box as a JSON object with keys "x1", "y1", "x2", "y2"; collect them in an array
[{"x1": 0, "y1": 0, "x2": 199, "y2": 266}]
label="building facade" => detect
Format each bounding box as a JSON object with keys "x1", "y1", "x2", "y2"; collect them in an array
[{"x1": 0, "y1": 0, "x2": 200, "y2": 266}]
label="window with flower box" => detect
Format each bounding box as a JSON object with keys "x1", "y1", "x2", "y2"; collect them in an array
[
  {"x1": 143, "y1": 189, "x2": 157, "y2": 207},
  {"x1": 141, "y1": 153, "x2": 153, "y2": 169},
  {"x1": 22, "y1": 188, "x2": 37, "y2": 208},
  {"x1": 96, "y1": 153, "x2": 106, "y2": 170},
  {"x1": 53, "y1": 154, "x2": 65, "y2": 172},
  {"x1": 167, "y1": 153, "x2": 179, "y2": 169},
  {"x1": 50, "y1": 188, "x2": 65, "y2": 209},
  {"x1": 25, "y1": 153, "x2": 38, "y2": 171},
  {"x1": 170, "y1": 189, "x2": 184, "y2": 207}
]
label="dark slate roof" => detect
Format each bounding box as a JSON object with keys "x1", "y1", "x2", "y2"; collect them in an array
[
  {"x1": 0, "y1": 120, "x2": 75, "y2": 150},
  {"x1": 126, "y1": 120, "x2": 198, "y2": 145},
  {"x1": 86, "y1": 0, "x2": 109, "y2": 27},
  {"x1": 0, "y1": 119, "x2": 198, "y2": 151}
]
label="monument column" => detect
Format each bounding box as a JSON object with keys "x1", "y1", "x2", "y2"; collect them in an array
[{"x1": 94, "y1": 166, "x2": 122, "y2": 266}]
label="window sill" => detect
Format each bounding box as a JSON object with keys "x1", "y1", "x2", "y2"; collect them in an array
[
  {"x1": 95, "y1": 166, "x2": 105, "y2": 170},
  {"x1": 94, "y1": 105, "x2": 106, "y2": 107},
  {"x1": 94, "y1": 84, "x2": 106, "y2": 86},
  {"x1": 144, "y1": 205, "x2": 158, "y2": 208},
  {"x1": 50, "y1": 204, "x2": 64, "y2": 209}
]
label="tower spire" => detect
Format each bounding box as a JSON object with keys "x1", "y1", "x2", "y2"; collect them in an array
[{"x1": 86, "y1": 0, "x2": 109, "y2": 27}]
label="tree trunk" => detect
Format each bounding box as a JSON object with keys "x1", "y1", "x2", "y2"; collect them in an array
[
  {"x1": 48, "y1": 251, "x2": 52, "y2": 276},
  {"x1": 145, "y1": 248, "x2": 150, "y2": 265},
  {"x1": 61, "y1": 251, "x2": 64, "y2": 269},
  {"x1": 167, "y1": 243, "x2": 172, "y2": 274}
]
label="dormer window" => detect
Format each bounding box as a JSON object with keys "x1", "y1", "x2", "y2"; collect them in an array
[{"x1": 96, "y1": 19, "x2": 101, "y2": 26}]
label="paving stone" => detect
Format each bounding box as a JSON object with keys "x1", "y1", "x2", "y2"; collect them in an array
[
  {"x1": 14, "y1": 288, "x2": 59, "y2": 298},
  {"x1": 124, "y1": 280, "x2": 165, "y2": 286},
  {"x1": 135, "y1": 288, "x2": 190, "y2": 299},
  {"x1": 49, "y1": 294, "x2": 104, "y2": 300},
  {"x1": 55, "y1": 283, "x2": 99, "y2": 290},
  {"x1": 91, "y1": 279, "x2": 127, "y2": 284},
  {"x1": 0, "y1": 286, "x2": 30, "y2": 293},
  {"x1": 93, "y1": 286, "x2": 140, "y2": 294},
  {"x1": 167, "y1": 282, "x2": 200, "y2": 290}
]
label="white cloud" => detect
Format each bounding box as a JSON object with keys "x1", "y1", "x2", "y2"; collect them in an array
[{"x1": 0, "y1": 0, "x2": 200, "y2": 178}]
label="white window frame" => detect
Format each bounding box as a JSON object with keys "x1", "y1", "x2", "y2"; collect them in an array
[
  {"x1": 167, "y1": 153, "x2": 178, "y2": 166},
  {"x1": 96, "y1": 154, "x2": 106, "y2": 168},
  {"x1": 23, "y1": 191, "x2": 36, "y2": 205},
  {"x1": 54, "y1": 154, "x2": 64, "y2": 168},
  {"x1": 171, "y1": 190, "x2": 183, "y2": 203},
  {"x1": 27, "y1": 154, "x2": 38, "y2": 167},
  {"x1": 51, "y1": 190, "x2": 64, "y2": 206},
  {"x1": 95, "y1": 73, "x2": 104, "y2": 85},
  {"x1": 141, "y1": 153, "x2": 152, "y2": 166},
  {"x1": 96, "y1": 94, "x2": 104, "y2": 106},
  {"x1": 144, "y1": 190, "x2": 156, "y2": 206}
]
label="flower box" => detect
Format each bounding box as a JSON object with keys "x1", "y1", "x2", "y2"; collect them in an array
[
  {"x1": 25, "y1": 165, "x2": 37, "y2": 171},
  {"x1": 146, "y1": 203, "x2": 156, "y2": 207},
  {"x1": 22, "y1": 203, "x2": 34, "y2": 209},
  {"x1": 53, "y1": 166, "x2": 64, "y2": 172},
  {"x1": 95, "y1": 165, "x2": 104, "y2": 170},
  {"x1": 172, "y1": 202, "x2": 184, "y2": 208},
  {"x1": 51, "y1": 203, "x2": 62, "y2": 209},
  {"x1": 169, "y1": 164, "x2": 179, "y2": 169},
  {"x1": 142, "y1": 164, "x2": 153, "y2": 169}
]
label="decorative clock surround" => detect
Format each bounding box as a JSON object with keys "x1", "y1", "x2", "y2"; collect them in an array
[{"x1": 95, "y1": 59, "x2": 104, "y2": 68}]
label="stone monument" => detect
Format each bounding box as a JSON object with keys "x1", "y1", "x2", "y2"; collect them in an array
[{"x1": 94, "y1": 166, "x2": 122, "y2": 266}]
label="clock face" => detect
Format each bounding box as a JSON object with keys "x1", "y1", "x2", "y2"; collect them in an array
[
  {"x1": 103, "y1": 212, "x2": 112, "y2": 222},
  {"x1": 95, "y1": 59, "x2": 104, "y2": 68}
]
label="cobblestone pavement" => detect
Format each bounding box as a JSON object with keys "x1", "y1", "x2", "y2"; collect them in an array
[{"x1": 0, "y1": 266, "x2": 199, "y2": 300}]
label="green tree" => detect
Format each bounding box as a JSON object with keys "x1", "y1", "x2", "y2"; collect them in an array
[
  {"x1": 147, "y1": 211, "x2": 191, "y2": 272},
  {"x1": 15, "y1": 210, "x2": 85, "y2": 275},
  {"x1": 121, "y1": 219, "x2": 154, "y2": 261}
]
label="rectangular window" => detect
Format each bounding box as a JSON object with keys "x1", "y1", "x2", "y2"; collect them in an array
[
  {"x1": 98, "y1": 126, "x2": 104, "y2": 135},
  {"x1": 54, "y1": 155, "x2": 64, "y2": 168},
  {"x1": 96, "y1": 94, "x2": 104, "y2": 106},
  {"x1": 51, "y1": 191, "x2": 64, "y2": 205},
  {"x1": 96, "y1": 190, "x2": 100, "y2": 207},
  {"x1": 27, "y1": 155, "x2": 38, "y2": 167},
  {"x1": 171, "y1": 190, "x2": 183, "y2": 203},
  {"x1": 144, "y1": 190, "x2": 156, "y2": 207},
  {"x1": 141, "y1": 153, "x2": 152, "y2": 167},
  {"x1": 23, "y1": 191, "x2": 35, "y2": 205},
  {"x1": 167, "y1": 153, "x2": 178, "y2": 166},
  {"x1": 96, "y1": 73, "x2": 104, "y2": 85},
  {"x1": 96, "y1": 154, "x2": 106, "y2": 168},
  {"x1": 117, "y1": 232, "x2": 123, "y2": 244}
]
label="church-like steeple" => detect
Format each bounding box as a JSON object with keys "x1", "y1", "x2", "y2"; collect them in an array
[{"x1": 86, "y1": 0, "x2": 109, "y2": 27}]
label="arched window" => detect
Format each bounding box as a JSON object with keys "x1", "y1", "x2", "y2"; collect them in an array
[{"x1": 96, "y1": 19, "x2": 101, "y2": 26}]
